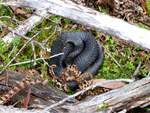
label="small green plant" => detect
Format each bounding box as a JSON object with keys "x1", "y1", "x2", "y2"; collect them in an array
[
  {"x1": 11, "y1": 36, "x2": 22, "y2": 46},
  {"x1": 96, "y1": 102, "x2": 109, "y2": 112}
]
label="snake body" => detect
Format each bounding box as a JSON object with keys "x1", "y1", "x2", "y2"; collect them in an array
[{"x1": 49, "y1": 32, "x2": 104, "y2": 90}]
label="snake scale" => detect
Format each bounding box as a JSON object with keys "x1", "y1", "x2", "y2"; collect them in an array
[{"x1": 49, "y1": 32, "x2": 104, "y2": 91}]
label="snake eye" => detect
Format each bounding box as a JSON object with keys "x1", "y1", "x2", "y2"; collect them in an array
[{"x1": 66, "y1": 80, "x2": 79, "y2": 91}]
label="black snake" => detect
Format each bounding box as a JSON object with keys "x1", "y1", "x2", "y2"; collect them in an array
[{"x1": 49, "y1": 32, "x2": 104, "y2": 90}]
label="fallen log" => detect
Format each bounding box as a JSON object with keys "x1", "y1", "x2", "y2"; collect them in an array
[
  {"x1": 0, "y1": 70, "x2": 71, "y2": 113},
  {"x1": 2, "y1": 0, "x2": 150, "y2": 50},
  {"x1": 65, "y1": 78, "x2": 150, "y2": 113},
  {"x1": 0, "y1": 71, "x2": 149, "y2": 113}
]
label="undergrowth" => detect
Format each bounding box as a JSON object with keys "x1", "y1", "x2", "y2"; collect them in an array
[{"x1": 0, "y1": 4, "x2": 150, "y2": 80}]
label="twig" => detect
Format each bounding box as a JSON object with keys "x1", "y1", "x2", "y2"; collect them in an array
[
  {"x1": 105, "y1": 50, "x2": 122, "y2": 68},
  {"x1": 31, "y1": 41, "x2": 37, "y2": 65},
  {"x1": 0, "y1": 32, "x2": 40, "y2": 74},
  {"x1": 42, "y1": 26, "x2": 57, "y2": 45},
  {"x1": 9, "y1": 53, "x2": 64, "y2": 67},
  {"x1": 40, "y1": 54, "x2": 50, "y2": 67},
  {"x1": 8, "y1": 46, "x2": 17, "y2": 58},
  {"x1": 132, "y1": 61, "x2": 142, "y2": 81}
]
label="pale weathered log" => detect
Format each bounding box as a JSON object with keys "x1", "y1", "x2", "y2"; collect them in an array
[
  {"x1": 2, "y1": 9, "x2": 51, "y2": 43},
  {"x1": 2, "y1": 0, "x2": 150, "y2": 50},
  {"x1": 66, "y1": 78, "x2": 150, "y2": 113}
]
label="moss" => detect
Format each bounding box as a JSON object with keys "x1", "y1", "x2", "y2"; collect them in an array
[
  {"x1": 96, "y1": 102, "x2": 109, "y2": 112},
  {"x1": 147, "y1": 1, "x2": 150, "y2": 16},
  {"x1": 0, "y1": 5, "x2": 149, "y2": 80}
]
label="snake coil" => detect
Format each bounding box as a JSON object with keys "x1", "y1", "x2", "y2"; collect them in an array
[{"x1": 49, "y1": 32, "x2": 104, "y2": 90}]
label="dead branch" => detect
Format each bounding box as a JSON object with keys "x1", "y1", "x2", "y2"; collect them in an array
[
  {"x1": 2, "y1": 9, "x2": 51, "y2": 43},
  {"x1": 2, "y1": 0, "x2": 150, "y2": 50},
  {"x1": 9, "y1": 52, "x2": 64, "y2": 67}
]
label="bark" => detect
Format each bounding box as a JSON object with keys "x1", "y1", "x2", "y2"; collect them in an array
[
  {"x1": 67, "y1": 78, "x2": 150, "y2": 113},
  {"x1": 2, "y1": 0, "x2": 150, "y2": 50}
]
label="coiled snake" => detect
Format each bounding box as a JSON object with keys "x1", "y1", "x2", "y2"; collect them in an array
[
  {"x1": 49, "y1": 32, "x2": 104, "y2": 91},
  {"x1": 0, "y1": 32, "x2": 104, "y2": 104}
]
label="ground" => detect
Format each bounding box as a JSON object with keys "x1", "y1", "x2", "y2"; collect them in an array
[{"x1": 0, "y1": 2, "x2": 150, "y2": 81}]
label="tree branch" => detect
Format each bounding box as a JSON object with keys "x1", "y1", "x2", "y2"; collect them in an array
[
  {"x1": 2, "y1": 0, "x2": 150, "y2": 50},
  {"x1": 2, "y1": 9, "x2": 51, "y2": 43}
]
